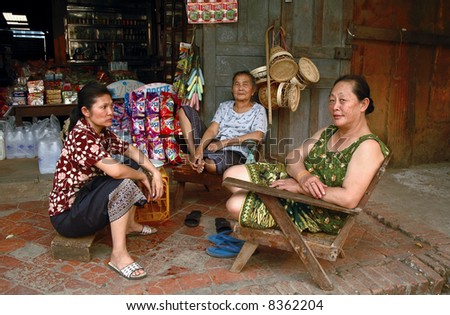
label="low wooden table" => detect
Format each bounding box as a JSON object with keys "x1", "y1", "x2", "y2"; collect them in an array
[{"x1": 6, "y1": 104, "x2": 77, "y2": 125}]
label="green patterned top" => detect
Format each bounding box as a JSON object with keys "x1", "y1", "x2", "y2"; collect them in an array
[{"x1": 304, "y1": 125, "x2": 390, "y2": 187}]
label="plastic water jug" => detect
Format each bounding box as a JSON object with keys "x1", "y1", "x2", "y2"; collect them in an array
[
  {"x1": 0, "y1": 130, "x2": 5, "y2": 160},
  {"x1": 38, "y1": 133, "x2": 63, "y2": 174},
  {"x1": 15, "y1": 127, "x2": 27, "y2": 159},
  {"x1": 24, "y1": 127, "x2": 36, "y2": 158},
  {"x1": 5, "y1": 129, "x2": 17, "y2": 159}
]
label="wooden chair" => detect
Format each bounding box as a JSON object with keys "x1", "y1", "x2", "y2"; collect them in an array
[
  {"x1": 222, "y1": 153, "x2": 391, "y2": 291},
  {"x1": 172, "y1": 139, "x2": 263, "y2": 210}
]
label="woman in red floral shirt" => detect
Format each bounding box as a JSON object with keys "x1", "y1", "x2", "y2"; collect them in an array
[{"x1": 49, "y1": 82, "x2": 164, "y2": 280}]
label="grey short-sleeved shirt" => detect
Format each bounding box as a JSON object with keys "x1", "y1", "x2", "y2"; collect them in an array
[{"x1": 211, "y1": 100, "x2": 268, "y2": 157}]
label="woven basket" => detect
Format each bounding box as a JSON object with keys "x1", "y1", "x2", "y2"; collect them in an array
[
  {"x1": 297, "y1": 57, "x2": 320, "y2": 84},
  {"x1": 290, "y1": 75, "x2": 307, "y2": 90},
  {"x1": 276, "y1": 82, "x2": 301, "y2": 112},
  {"x1": 269, "y1": 46, "x2": 298, "y2": 82},
  {"x1": 258, "y1": 82, "x2": 279, "y2": 110},
  {"x1": 250, "y1": 66, "x2": 268, "y2": 85}
]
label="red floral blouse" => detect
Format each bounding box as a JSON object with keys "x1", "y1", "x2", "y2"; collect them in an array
[{"x1": 48, "y1": 118, "x2": 129, "y2": 216}]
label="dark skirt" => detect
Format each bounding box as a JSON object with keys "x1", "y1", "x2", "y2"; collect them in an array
[{"x1": 50, "y1": 160, "x2": 146, "y2": 238}]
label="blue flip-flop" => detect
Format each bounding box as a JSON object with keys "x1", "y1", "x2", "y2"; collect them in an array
[
  {"x1": 206, "y1": 243, "x2": 242, "y2": 258},
  {"x1": 207, "y1": 232, "x2": 245, "y2": 246}
]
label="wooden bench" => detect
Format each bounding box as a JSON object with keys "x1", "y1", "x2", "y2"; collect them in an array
[
  {"x1": 172, "y1": 163, "x2": 223, "y2": 210},
  {"x1": 223, "y1": 153, "x2": 391, "y2": 291},
  {"x1": 51, "y1": 233, "x2": 97, "y2": 262}
]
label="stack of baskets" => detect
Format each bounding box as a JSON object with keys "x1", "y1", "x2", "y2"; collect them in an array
[{"x1": 252, "y1": 44, "x2": 320, "y2": 113}]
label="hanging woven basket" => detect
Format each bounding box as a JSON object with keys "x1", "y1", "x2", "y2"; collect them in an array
[
  {"x1": 258, "y1": 82, "x2": 280, "y2": 110},
  {"x1": 250, "y1": 66, "x2": 268, "y2": 85},
  {"x1": 297, "y1": 57, "x2": 320, "y2": 85},
  {"x1": 269, "y1": 46, "x2": 298, "y2": 82},
  {"x1": 276, "y1": 82, "x2": 301, "y2": 112}
]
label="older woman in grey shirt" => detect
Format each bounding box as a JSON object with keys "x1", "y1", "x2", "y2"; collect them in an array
[{"x1": 178, "y1": 70, "x2": 267, "y2": 175}]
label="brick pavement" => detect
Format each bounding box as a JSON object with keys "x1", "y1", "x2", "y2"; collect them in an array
[{"x1": 0, "y1": 178, "x2": 449, "y2": 295}]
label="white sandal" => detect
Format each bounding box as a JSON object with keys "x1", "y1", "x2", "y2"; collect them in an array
[
  {"x1": 108, "y1": 261, "x2": 147, "y2": 280},
  {"x1": 128, "y1": 225, "x2": 157, "y2": 236}
]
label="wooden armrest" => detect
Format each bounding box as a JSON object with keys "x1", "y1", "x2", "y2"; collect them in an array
[{"x1": 222, "y1": 177, "x2": 361, "y2": 215}]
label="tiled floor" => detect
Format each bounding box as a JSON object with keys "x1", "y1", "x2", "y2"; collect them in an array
[{"x1": 0, "y1": 166, "x2": 449, "y2": 295}]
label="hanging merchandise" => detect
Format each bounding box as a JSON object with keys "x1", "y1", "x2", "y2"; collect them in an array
[
  {"x1": 250, "y1": 25, "x2": 321, "y2": 124},
  {"x1": 173, "y1": 42, "x2": 193, "y2": 101},
  {"x1": 173, "y1": 40, "x2": 204, "y2": 111},
  {"x1": 186, "y1": 0, "x2": 238, "y2": 24}
]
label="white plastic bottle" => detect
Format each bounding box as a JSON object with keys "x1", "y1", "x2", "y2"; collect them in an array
[
  {"x1": 38, "y1": 133, "x2": 62, "y2": 174},
  {"x1": 0, "y1": 130, "x2": 5, "y2": 160},
  {"x1": 5, "y1": 128, "x2": 17, "y2": 159},
  {"x1": 15, "y1": 127, "x2": 27, "y2": 159},
  {"x1": 24, "y1": 127, "x2": 36, "y2": 158}
]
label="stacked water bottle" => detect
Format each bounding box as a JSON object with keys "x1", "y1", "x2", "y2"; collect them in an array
[{"x1": 1, "y1": 115, "x2": 63, "y2": 174}]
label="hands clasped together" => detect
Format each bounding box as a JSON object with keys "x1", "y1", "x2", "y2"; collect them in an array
[
  {"x1": 137, "y1": 171, "x2": 164, "y2": 202},
  {"x1": 189, "y1": 140, "x2": 224, "y2": 173},
  {"x1": 269, "y1": 171, "x2": 327, "y2": 199}
]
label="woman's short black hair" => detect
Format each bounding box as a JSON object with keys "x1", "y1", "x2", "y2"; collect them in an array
[
  {"x1": 68, "y1": 81, "x2": 112, "y2": 131},
  {"x1": 333, "y1": 74, "x2": 375, "y2": 115},
  {"x1": 232, "y1": 70, "x2": 256, "y2": 87}
]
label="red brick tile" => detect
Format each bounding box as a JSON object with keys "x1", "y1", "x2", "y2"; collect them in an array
[
  {"x1": 208, "y1": 267, "x2": 246, "y2": 285},
  {"x1": 0, "y1": 237, "x2": 27, "y2": 253},
  {"x1": 388, "y1": 260, "x2": 429, "y2": 294},
  {"x1": 350, "y1": 268, "x2": 385, "y2": 294},
  {"x1": 231, "y1": 283, "x2": 281, "y2": 295},
  {"x1": 359, "y1": 265, "x2": 400, "y2": 294},
  {"x1": 371, "y1": 264, "x2": 407, "y2": 294},
  {"x1": 0, "y1": 204, "x2": 18, "y2": 211},
  {"x1": 328, "y1": 273, "x2": 359, "y2": 294},
  {"x1": 335, "y1": 269, "x2": 372, "y2": 294},
  {"x1": 405, "y1": 255, "x2": 445, "y2": 294},
  {"x1": 177, "y1": 272, "x2": 212, "y2": 291},
  {"x1": 0, "y1": 277, "x2": 14, "y2": 293},
  {"x1": 4, "y1": 284, "x2": 41, "y2": 294},
  {"x1": 415, "y1": 252, "x2": 447, "y2": 277},
  {"x1": 144, "y1": 277, "x2": 182, "y2": 294}
]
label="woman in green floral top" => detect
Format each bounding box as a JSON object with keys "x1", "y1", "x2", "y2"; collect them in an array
[{"x1": 224, "y1": 74, "x2": 390, "y2": 235}]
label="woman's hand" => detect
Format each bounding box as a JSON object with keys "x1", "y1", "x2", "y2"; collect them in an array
[
  {"x1": 269, "y1": 178, "x2": 301, "y2": 193},
  {"x1": 137, "y1": 174, "x2": 153, "y2": 202},
  {"x1": 150, "y1": 171, "x2": 164, "y2": 200},
  {"x1": 206, "y1": 141, "x2": 223, "y2": 152},
  {"x1": 191, "y1": 148, "x2": 206, "y2": 173},
  {"x1": 298, "y1": 174, "x2": 327, "y2": 199}
]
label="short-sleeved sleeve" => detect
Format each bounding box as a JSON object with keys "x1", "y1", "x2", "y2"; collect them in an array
[
  {"x1": 211, "y1": 102, "x2": 228, "y2": 125},
  {"x1": 251, "y1": 104, "x2": 268, "y2": 134}
]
